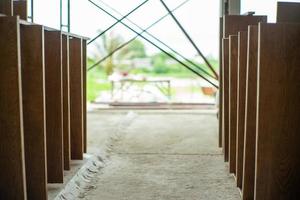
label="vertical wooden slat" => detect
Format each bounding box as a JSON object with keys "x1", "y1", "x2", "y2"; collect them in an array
[
  {"x1": 62, "y1": 34, "x2": 71, "y2": 170},
  {"x1": 13, "y1": 0, "x2": 27, "y2": 20},
  {"x1": 20, "y1": 24, "x2": 48, "y2": 200},
  {"x1": 255, "y1": 23, "x2": 300, "y2": 200},
  {"x1": 242, "y1": 25, "x2": 258, "y2": 200},
  {"x1": 228, "y1": 35, "x2": 238, "y2": 174},
  {"x1": 219, "y1": 17, "x2": 223, "y2": 148},
  {"x1": 222, "y1": 38, "x2": 229, "y2": 162},
  {"x1": 277, "y1": 2, "x2": 300, "y2": 23},
  {"x1": 44, "y1": 30, "x2": 64, "y2": 183},
  {"x1": 69, "y1": 37, "x2": 84, "y2": 160},
  {"x1": 82, "y1": 39, "x2": 87, "y2": 153},
  {"x1": 236, "y1": 31, "x2": 247, "y2": 189},
  {"x1": 0, "y1": 0, "x2": 13, "y2": 16},
  {"x1": 0, "y1": 16, "x2": 27, "y2": 200}
]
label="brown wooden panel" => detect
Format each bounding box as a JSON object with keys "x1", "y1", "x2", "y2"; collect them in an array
[
  {"x1": 82, "y1": 39, "x2": 87, "y2": 153},
  {"x1": 219, "y1": 17, "x2": 223, "y2": 148},
  {"x1": 44, "y1": 30, "x2": 64, "y2": 183},
  {"x1": 13, "y1": 0, "x2": 27, "y2": 20},
  {"x1": 223, "y1": 15, "x2": 267, "y2": 38},
  {"x1": 62, "y1": 34, "x2": 71, "y2": 170},
  {"x1": 277, "y1": 2, "x2": 300, "y2": 23},
  {"x1": 222, "y1": 38, "x2": 229, "y2": 162},
  {"x1": 242, "y1": 25, "x2": 258, "y2": 200},
  {"x1": 20, "y1": 24, "x2": 48, "y2": 200},
  {"x1": 0, "y1": 0, "x2": 13, "y2": 15},
  {"x1": 255, "y1": 23, "x2": 300, "y2": 200},
  {"x1": 69, "y1": 37, "x2": 84, "y2": 160},
  {"x1": 0, "y1": 16, "x2": 27, "y2": 199},
  {"x1": 228, "y1": 35, "x2": 238, "y2": 174},
  {"x1": 236, "y1": 31, "x2": 247, "y2": 189}
]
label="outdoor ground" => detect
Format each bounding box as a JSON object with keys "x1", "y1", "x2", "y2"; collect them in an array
[{"x1": 85, "y1": 110, "x2": 240, "y2": 200}]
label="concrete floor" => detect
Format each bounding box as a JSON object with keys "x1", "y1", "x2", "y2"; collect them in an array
[{"x1": 85, "y1": 110, "x2": 240, "y2": 200}]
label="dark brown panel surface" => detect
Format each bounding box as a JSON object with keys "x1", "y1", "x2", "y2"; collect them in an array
[
  {"x1": 13, "y1": 0, "x2": 27, "y2": 20},
  {"x1": 242, "y1": 25, "x2": 258, "y2": 200},
  {"x1": 236, "y1": 31, "x2": 247, "y2": 189},
  {"x1": 20, "y1": 24, "x2": 48, "y2": 200},
  {"x1": 255, "y1": 23, "x2": 300, "y2": 200},
  {"x1": 222, "y1": 38, "x2": 229, "y2": 162},
  {"x1": 219, "y1": 17, "x2": 223, "y2": 148},
  {"x1": 223, "y1": 15, "x2": 267, "y2": 38},
  {"x1": 62, "y1": 34, "x2": 71, "y2": 170},
  {"x1": 45, "y1": 30, "x2": 64, "y2": 183},
  {"x1": 69, "y1": 37, "x2": 84, "y2": 160},
  {"x1": 0, "y1": 0, "x2": 12, "y2": 15},
  {"x1": 0, "y1": 16, "x2": 27, "y2": 200},
  {"x1": 82, "y1": 40, "x2": 87, "y2": 153},
  {"x1": 277, "y1": 2, "x2": 300, "y2": 23},
  {"x1": 228, "y1": 35, "x2": 238, "y2": 174}
]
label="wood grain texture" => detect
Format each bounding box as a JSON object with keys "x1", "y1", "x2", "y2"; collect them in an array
[
  {"x1": 13, "y1": 0, "x2": 27, "y2": 20},
  {"x1": 62, "y1": 34, "x2": 71, "y2": 170},
  {"x1": 44, "y1": 30, "x2": 64, "y2": 183},
  {"x1": 69, "y1": 37, "x2": 84, "y2": 160},
  {"x1": 82, "y1": 40, "x2": 87, "y2": 153},
  {"x1": 222, "y1": 38, "x2": 230, "y2": 162},
  {"x1": 236, "y1": 31, "x2": 247, "y2": 189},
  {"x1": 0, "y1": 16, "x2": 27, "y2": 200},
  {"x1": 277, "y1": 2, "x2": 300, "y2": 23},
  {"x1": 255, "y1": 23, "x2": 300, "y2": 200},
  {"x1": 0, "y1": 0, "x2": 13, "y2": 16},
  {"x1": 219, "y1": 17, "x2": 223, "y2": 148},
  {"x1": 242, "y1": 25, "x2": 258, "y2": 200},
  {"x1": 223, "y1": 15, "x2": 267, "y2": 38},
  {"x1": 228, "y1": 35, "x2": 238, "y2": 174},
  {"x1": 20, "y1": 24, "x2": 48, "y2": 200}
]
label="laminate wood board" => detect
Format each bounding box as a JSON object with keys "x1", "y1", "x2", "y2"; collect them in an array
[
  {"x1": 20, "y1": 23, "x2": 48, "y2": 200},
  {"x1": 277, "y1": 2, "x2": 300, "y2": 23},
  {"x1": 229, "y1": 35, "x2": 238, "y2": 174},
  {"x1": 236, "y1": 31, "x2": 247, "y2": 189},
  {"x1": 0, "y1": 16, "x2": 27, "y2": 200},
  {"x1": 0, "y1": 0, "x2": 13, "y2": 16},
  {"x1": 223, "y1": 15, "x2": 267, "y2": 38},
  {"x1": 255, "y1": 22, "x2": 300, "y2": 200},
  {"x1": 44, "y1": 30, "x2": 64, "y2": 183},
  {"x1": 69, "y1": 37, "x2": 84, "y2": 160},
  {"x1": 82, "y1": 40, "x2": 87, "y2": 153},
  {"x1": 242, "y1": 25, "x2": 258, "y2": 200},
  {"x1": 222, "y1": 38, "x2": 230, "y2": 162},
  {"x1": 13, "y1": 0, "x2": 27, "y2": 20},
  {"x1": 62, "y1": 34, "x2": 71, "y2": 170}
]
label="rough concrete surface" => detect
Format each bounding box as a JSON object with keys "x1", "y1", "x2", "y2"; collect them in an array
[{"x1": 85, "y1": 110, "x2": 241, "y2": 200}]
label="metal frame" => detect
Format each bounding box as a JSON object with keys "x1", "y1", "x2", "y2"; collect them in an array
[{"x1": 60, "y1": 0, "x2": 71, "y2": 32}]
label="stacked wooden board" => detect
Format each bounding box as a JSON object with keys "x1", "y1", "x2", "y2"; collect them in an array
[
  {"x1": 0, "y1": 1, "x2": 88, "y2": 199},
  {"x1": 219, "y1": 2, "x2": 300, "y2": 199}
]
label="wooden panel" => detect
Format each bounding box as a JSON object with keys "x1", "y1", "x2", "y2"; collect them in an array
[
  {"x1": 45, "y1": 30, "x2": 64, "y2": 183},
  {"x1": 20, "y1": 24, "x2": 48, "y2": 200},
  {"x1": 255, "y1": 23, "x2": 300, "y2": 200},
  {"x1": 0, "y1": 0, "x2": 13, "y2": 15},
  {"x1": 277, "y1": 2, "x2": 300, "y2": 23},
  {"x1": 228, "y1": 35, "x2": 238, "y2": 174},
  {"x1": 236, "y1": 31, "x2": 247, "y2": 189},
  {"x1": 62, "y1": 34, "x2": 71, "y2": 170},
  {"x1": 82, "y1": 40, "x2": 87, "y2": 153},
  {"x1": 219, "y1": 17, "x2": 223, "y2": 148},
  {"x1": 13, "y1": 0, "x2": 27, "y2": 20},
  {"x1": 69, "y1": 37, "x2": 84, "y2": 160},
  {"x1": 222, "y1": 38, "x2": 229, "y2": 162},
  {"x1": 223, "y1": 15, "x2": 267, "y2": 38},
  {"x1": 0, "y1": 16, "x2": 27, "y2": 199},
  {"x1": 242, "y1": 25, "x2": 258, "y2": 200}
]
